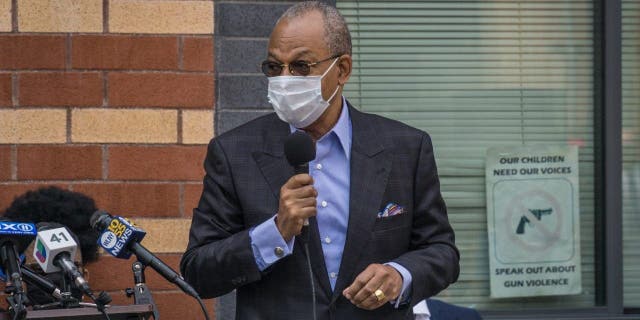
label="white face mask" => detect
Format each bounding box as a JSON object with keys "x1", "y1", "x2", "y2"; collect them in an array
[{"x1": 267, "y1": 58, "x2": 340, "y2": 128}]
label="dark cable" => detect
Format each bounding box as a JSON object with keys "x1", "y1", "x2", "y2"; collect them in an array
[
  {"x1": 88, "y1": 291, "x2": 111, "y2": 320},
  {"x1": 195, "y1": 295, "x2": 211, "y2": 320},
  {"x1": 303, "y1": 242, "x2": 317, "y2": 320}
]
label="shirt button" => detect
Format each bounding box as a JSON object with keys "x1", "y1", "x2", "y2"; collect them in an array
[
  {"x1": 316, "y1": 163, "x2": 323, "y2": 170},
  {"x1": 274, "y1": 247, "x2": 284, "y2": 257},
  {"x1": 330, "y1": 272, "x2": 337, "y2": 279},
  {"x1": 324, "y1": 237, "x2": 331, "y2": 244},
  {"x1": 321, "y1": 201, "x2": 328, "y2": 208}
]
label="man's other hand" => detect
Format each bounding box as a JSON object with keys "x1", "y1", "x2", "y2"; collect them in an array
[{"x1": 343, "y1": 264, "x2": 403, "y2": 310}]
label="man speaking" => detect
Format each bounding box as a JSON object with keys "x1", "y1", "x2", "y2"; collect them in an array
[{"x1": 180, "y1": 2, "x2": 460, "y2": 319}]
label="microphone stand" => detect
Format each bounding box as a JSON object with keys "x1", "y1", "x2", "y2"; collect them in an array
[
  {"x1": 22, "y1": 265, "x2": 79, "y2": 310},
  {"x1": 4, "y1": 276, "x2": 27, "y2": 320},
  {"x1": 57, "y1": 270, "x2": 81, "y2": 309},
  {"x1": 1, "y1": 244, "x2": 27, "y2": 320},
  {"x1": 126, "y1": 261, "x2": 160, "y2": 320}
]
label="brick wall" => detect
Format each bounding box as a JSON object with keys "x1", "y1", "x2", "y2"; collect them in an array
[{"x1": 0, "y1": 0, "x2": 214, "y2": 318}]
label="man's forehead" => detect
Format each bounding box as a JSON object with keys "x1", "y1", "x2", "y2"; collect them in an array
[
  {"x1": 268, "y1": 12, "x2": 328, "y2": 60},
  {"x1": 268, "y1": 47, "x2": 315, "y2": 60}
]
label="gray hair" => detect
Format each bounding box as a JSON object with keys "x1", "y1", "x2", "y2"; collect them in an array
[{"x1": 278, "y1": 1, "x2": 352, "y2": 56}]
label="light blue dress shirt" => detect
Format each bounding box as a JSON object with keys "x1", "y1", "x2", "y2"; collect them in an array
[{"x1": 249, "y1": 97, "x2": 412, "y2": 304}]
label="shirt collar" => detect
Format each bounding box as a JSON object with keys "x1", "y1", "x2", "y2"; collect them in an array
[{"x1": 289, "y1": 96, "x2": 352, "y2": 159}]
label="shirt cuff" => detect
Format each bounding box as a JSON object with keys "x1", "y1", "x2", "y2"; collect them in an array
[
  {"x1": 249, "y1": 215, "x2": 295, "y2": 271},
  {"x1": 385, "y1": 262, "x2": 413, "y2": 308}
]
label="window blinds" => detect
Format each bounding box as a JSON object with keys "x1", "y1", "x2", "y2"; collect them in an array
[
  {"x1": 337, "y1": 0, "x2": 596, "y2": 309},
  {"x1": 622, "y1": 0, "x2": 640, "y2": 308}
]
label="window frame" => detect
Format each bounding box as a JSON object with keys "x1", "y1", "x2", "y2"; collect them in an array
[
  {"x1": 599, "y1": 0, "x2": 623, "y2": 315},
  {"x1": 333, "y1": 0, "x2": 628, "y2": 318}
]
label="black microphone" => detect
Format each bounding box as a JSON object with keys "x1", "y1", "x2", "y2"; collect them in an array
[
  {"x1": 90, "y1": 210, "x2": 199, "y2": 298},
  {"x1": 285, "y1": 131, "x2": 316, "y2": 175},
  {"x1": 21, "y1": 265, "x2": 63, "y2": 301},
  {"x1": 0, "y1": 257, "x2": 63, "y2": 302},
  {"x1": 284, "y1": 131, "x2": 316, "y2": 227}
]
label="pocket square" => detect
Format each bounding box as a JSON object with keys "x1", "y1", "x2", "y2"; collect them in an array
[{"x1": 378, "y1": 203, "x2": 404, "y2": 218}]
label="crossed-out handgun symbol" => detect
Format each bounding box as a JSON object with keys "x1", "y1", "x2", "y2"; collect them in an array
[{"x1": 516, "y1": 208, "x2": 553, "y2": 234}]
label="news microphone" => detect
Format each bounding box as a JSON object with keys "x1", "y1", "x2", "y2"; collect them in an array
[
  {"x1": 0, "y1": 222, "x2": 36, "y2": 278},
  {"x1": 284, "y1": 131, "x2": 316, "y2": 226},
  {"x1": 34, "y1": 222, "x2": 93, "y2": 296},
  {"x1": 21, "y1": 265, "x2": 63, "y2": 301},
  {"x1": 0, "y1": 221, "x2": 36, "y2": 318},
  {"x1": 90, "y1": 210, "x2": 199, "y2": 298},
  {"x1": 0, "y1": 221, "x2": 34, "y2": 279}
]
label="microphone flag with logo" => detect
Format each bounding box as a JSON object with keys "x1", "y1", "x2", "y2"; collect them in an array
[
  {"x1": 0, "y1": 221, "x2": 36, "y2": 280},
  {"x1": 33, "y1": 224, "x2": 78, "y2": 274},
  {"x1": 0, "y1": 221, "x2": 37, "y2": 251},
  {"x1": 95, "y1": 213, "x2": 146, "y2": 259},
  {"x1": 34, "y1": 222, "x2": 95, "y2": 297},
  {"x1": 0, "y1": 221, "x2": 36, "y2": 285}
]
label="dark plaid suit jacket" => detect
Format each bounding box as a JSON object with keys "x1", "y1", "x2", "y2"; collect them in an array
[{"x1": 181, "y1": 102, "x2": 460, "y2": 320}]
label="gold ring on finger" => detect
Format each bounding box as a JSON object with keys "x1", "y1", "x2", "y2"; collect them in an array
[{"x1": 374, "y1": 289, "x2": 385, "y2": 302}]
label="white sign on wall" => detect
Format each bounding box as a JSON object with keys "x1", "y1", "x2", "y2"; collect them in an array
[{"x1": 486, "y1": 145, "x2": 581, "y2": 298}]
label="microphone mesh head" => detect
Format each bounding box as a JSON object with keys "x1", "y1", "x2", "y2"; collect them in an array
[
  {"x1": 89, "y1": 210, "x2": 112, "y2": 231},
  {"x1": 284, "y1": 131, "x2": 316, "y2": 166}
]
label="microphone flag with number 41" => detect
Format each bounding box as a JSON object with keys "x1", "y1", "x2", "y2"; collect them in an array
[{"x1": 34, "y1": 226, "x2": 78, "y2": 274}]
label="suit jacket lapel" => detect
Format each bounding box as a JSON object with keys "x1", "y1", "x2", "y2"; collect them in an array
[
  {"x1": 252, "y1": 153, "x2": 290, "y2": 202},
  {"x1": 332, "y1": 105, "x2": 392, "y2": 302},
  {"x1": 251, "y1": 117, "x2": 333, "y2": 299}
]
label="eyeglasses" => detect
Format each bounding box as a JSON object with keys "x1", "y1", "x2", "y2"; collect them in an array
[{"x1": 261, "y1": 55, "x2": 341, "y2": 77}]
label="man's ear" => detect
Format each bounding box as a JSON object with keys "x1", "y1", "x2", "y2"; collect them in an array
[{"x1": 337, "y1": 54, "x2": 352, "y2": 85}]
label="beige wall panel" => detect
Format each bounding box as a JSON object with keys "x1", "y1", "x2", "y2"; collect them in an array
[
  {"x1": 134, "y1": 218, "x2": 191, "y2": 253},
  {"x1": 0, "y1": 0, "x2": 11, "y2": 32},
  {"x1": 182, "y1": 110, "x2": 213, "y2": 144},
  {"x1": 0, "y1": 109, "x2": 66, "y2": 143},
  {"x1": 72, "y1": 109, "x2": 177, "y2": 143},
  {"x1": 18, "y1": 0, "x2": 102, "y2": 33},
  {"x1": 109, "y1": 1, "x2": 213, "y2": 34}
]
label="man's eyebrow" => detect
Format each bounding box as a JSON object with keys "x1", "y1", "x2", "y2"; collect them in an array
[{"x1": 293, "y1": 49, "x2": 316, "y2": 61}]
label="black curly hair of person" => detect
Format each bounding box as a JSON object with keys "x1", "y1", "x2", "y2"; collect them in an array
[{"x1": 2, "y1": 186, "x2": 100, "y2": 264}]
